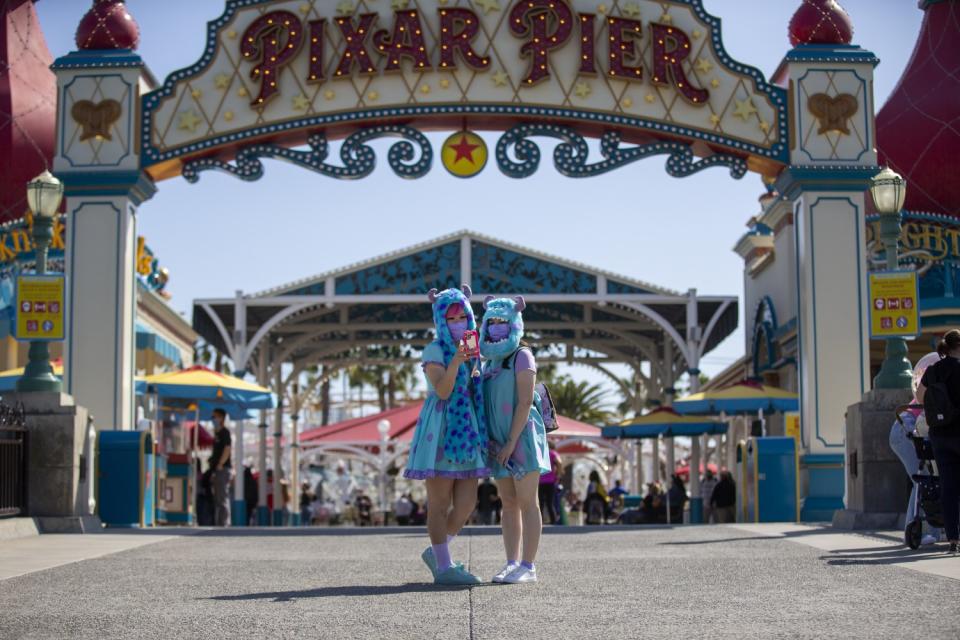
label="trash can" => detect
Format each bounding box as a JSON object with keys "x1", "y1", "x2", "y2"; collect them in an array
[
  {"x1": 97, "y1": 431, "x2": 156, "y2": 527},
  {"x1": 740, "y1": 437, "x2": 799, "y2": 523}
]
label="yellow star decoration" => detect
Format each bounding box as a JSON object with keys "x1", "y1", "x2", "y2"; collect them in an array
[
  {"x1": 237, "y1": 86, "x2": 248, "y2": 98},
  {"x1": 177, "y1": 110, "x2": 202, "y2": 132},
  {"x1": 709, "y1": 114, "x2": 721, "y2": 127},
  {"x1": 390, "y1": 0, "x2": 408, "y2": 9},
  {"x1": 574, "y1": 81, "x2": 591, "y2": 98},
  {"x1": 224, "y1": 111, "x2": 234, "y2": 122},
  {"x1": 439, "y1": 0, "x2": 448, "y2": 5},
  {"x1": 759, "y1": 120, "x2": 771, "y2": 133},
  {"x1": 336, "y1": 0, "x2": 355, "y2": 16},
  {"x1": 214, "y1": 74, "x2": 230, "y2": 90},
  {"x1": 324, "y1": 89, "x2": 336, "y2": 100},
  {"x1": 695, "y1": 57, "x2": 713, "y2": 74},
  {"x1": 420, "y1": 84, "x2": 431, "y2": 94},
  {"x1": 710, "y1": 78, "x2": 720, "y2": 89},
  {"x1": 191, "y1": 88, "x2": 203, "y2": 99},
  {"x1": 227, "y1": 30, "x2": 237, "y2": 39},
  {"x1": 597, "y1": 4, "x2": 608, "y2": 15},
  {"x1": 692, "y1": 29, "x2": 702, "y2": 39},
  {"x1": 622, "y1": 97, "x2": 633, "y2": 108},
  {"x1": 292, "y1": 94, "x2": 310, "y2": 111},
  {"x1": 659, "y1": 13, "x2": 672, "y2": 24},
  {"x1": 733, "y1": 97, "x2": 758, "y2": 121},
  {"x1": 622, "y1": 2, "x2": 641, "y2": 18},
  {"x1": 644, "y1": 93, "x2": 655, "y2": 103},
  {"x1": 439, "y1": 78, "x2": 451, "y2": 89},
  {"x1": 367, "y1": 90, "x2": 379, "y2": 101},
  {"x1": 492, "y1": 70, "x2": 509, "y2": 87},
  {"x1": 299, "y1": 3, "x2": 311, "y2": 14},
  {"x1": 474, "y1": 0, "x2": 501, "y2": 14}
]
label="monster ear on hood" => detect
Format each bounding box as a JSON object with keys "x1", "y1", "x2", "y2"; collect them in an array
[
  {"x1": 514, "y1": 295, "x2": 526, "y2": 312},
  {"x1": 461, "y1": 284, "x2": 473, "y2": 299},
  {"x1": 427, "y1": 288, "x2": 439, "y2": 303},
  {"x1": 483, "y1": 295, "x2": 496, "y2": 309}
]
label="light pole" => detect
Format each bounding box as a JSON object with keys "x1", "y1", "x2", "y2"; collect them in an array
[
  {"x1": 377, "y1": 419, "x2": 390, "y2": 527},
  {"x1": 17, "y1": 171, "x2": 64, "y2": 393},
  {"x1": 870, "y1": 167, "x2": 913, "y2": 390}
]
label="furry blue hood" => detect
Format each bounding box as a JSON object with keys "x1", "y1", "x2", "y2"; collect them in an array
[
  {"x1": 479, "y1": 295, "x2": 526, "y2": 360},
  {"x1": 428, "y1": 285, "x2": 477, "y2": 358}
]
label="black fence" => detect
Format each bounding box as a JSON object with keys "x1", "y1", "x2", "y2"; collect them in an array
[{"x1": 0, "y1": 403, "x2": 27, "y2": 518}]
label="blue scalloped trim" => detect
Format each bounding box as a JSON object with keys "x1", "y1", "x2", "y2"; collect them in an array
[
  {"x1": 402, "y1": 468, "x2": 492, "y2": 480},
  {"x1": 139, "y1": 0, "x2": 789, "y2": 168}
]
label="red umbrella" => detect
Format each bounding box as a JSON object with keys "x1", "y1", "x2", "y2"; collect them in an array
[
  {"x1": 184, "y1": 421, "x2": 214, "y2": 449},
  {"x1": 674, "y1": 462, "x2": 720, "y2": 481}
]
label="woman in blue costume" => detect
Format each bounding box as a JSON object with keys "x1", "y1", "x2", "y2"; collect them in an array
[
  {"x1": 403, "y1": 285, "x2": 489, "y2": 585},
  {"x1": 480, "y1": 295, "x2": 551, "y2": 584}
]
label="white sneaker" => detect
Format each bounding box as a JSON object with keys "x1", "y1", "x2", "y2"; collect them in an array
[
  {"x1": 921, "y1": 534, "x2": 938, "y2": 546},
  {"x1": 492, "y1": 562, "x2": 520, "y2": 583},
  {"x1": 502, "y1": 565, "x2": 537, "y2": 584}
]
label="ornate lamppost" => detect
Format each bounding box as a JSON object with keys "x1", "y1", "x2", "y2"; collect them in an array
[
  {"x1": 870, "y1": 167, "x2": 913, "y2": 390},
  {"x1": 17, "y1": 171, "x2": 64, "y2": 393}
]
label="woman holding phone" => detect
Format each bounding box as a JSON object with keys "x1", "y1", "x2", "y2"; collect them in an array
[
  {"x1": 479, "y1": 295, "x2": 551, "y2": 584},
  {"x1": 403, "y1": 285, "x2": 488, "y2": 584}
]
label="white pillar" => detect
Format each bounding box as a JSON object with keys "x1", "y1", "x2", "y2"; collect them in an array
[
  {"x1": 53, "y1": 51, "x2": 157, "y2": 431},
  {"x1": 290, "y1": 382, "x2": 300, "y2": 525},
  {"x1": 778, "y1": 42, "x2": 878, "y2": 518},
  {"x1": 651, "y1": 437, "x2": 660, "y2": 485},
  {"x1": 272, "y1": 363, "x2": 284, "y2": 525},
  {"x1": 257, "y1": 348, "x2": 268, "y2": 524},
  {"x1": 233, "y1": 419, "x2": 245, "y2": 525},
  {"x1": 686, "y1": 289, "x2": 703, "y2": 522}
]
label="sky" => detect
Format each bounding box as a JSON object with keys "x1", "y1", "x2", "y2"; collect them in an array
[{"x1": 35, "y1": 0, "x2": 924, "y2": 391}]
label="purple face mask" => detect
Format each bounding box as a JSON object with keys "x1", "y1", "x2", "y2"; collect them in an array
[
  {"x1": 487, "y1": 323, "x2": 511, "y2": 341},
  {"x1": 447, "y1": 320, "x2": 468, "y2": 342}
]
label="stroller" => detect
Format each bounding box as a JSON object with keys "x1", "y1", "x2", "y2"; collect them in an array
[{"x1": 896, "y1": 405, "x2": 944, "y2": 549}]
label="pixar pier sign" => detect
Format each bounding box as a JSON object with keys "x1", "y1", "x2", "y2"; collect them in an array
[{"x1": 141, "y1": 0, "x2": 787, "y2": 177}]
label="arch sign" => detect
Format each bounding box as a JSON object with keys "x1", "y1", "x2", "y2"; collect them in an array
[{"x1": 140, "y1": 0, "x2": 788, "y2": 183}]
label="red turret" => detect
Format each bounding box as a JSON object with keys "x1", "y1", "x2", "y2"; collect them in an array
[
  {"x1": 0, "y1": 0, "x2": 55, "y2": 223},
  {"x1": 788, "y1": 0, "x2": 854, "y2": 47},
  {"x1": 875, "y1": 0, "x2": 960, "y2": 218},
  {"x1": 76, "y1": 0, "x2": 139, "y2": 51}
]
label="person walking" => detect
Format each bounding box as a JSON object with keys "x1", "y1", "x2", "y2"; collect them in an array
[
  {"x1": 209, "y1": 408, "x2": 232, "y2": 527},
  {"x1": 701, "y1": 469, "x2": 719, "y2": 524},
  {"x1": 918, "y1": 330, "x2": 960, "y2": 555},
  {"x1": 403, "y1": 286, "x2": 488, "y2": 585},
  {"x1": 394, "y1": 493, "x2": 414, "y2": 526},
  {"x1": 299, "y1": 481, "x2": 314, "y2": 526},
  {"x1": 667, "y1": 474, "x2": 688, "y2": 523},
  {"x1": 477, "y1": 478, "x2": 499, "y2": 525},
  {"x1": 538, "y1": 444, "x2": 562, "y2": 525},
  {"x1": 890, "y1": 352, "x2": 942, "y2": 545},
  {"x1": 711, "y1": 471, "x2": 737, "y2": 523},
  {"x1": 480, "y1": 296, "x2": 551, "y2": 584}
]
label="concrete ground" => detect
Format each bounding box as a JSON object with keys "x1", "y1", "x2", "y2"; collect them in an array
[{"x1": 1, "y1": 524, "x2": 959, "y2": 639}]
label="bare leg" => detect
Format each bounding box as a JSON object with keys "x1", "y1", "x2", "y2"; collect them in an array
[
  {"x1": 515, "y1": 472, "x2": 542, "y2": 564},
  {"x1": 448, "y1": 478, "x2": 479, "y2": 536},
  {"x1": 425, "y1": 478, "x2": 454, "y2": 545},
  {"x1": 496, "y1": 477, "x2": 521, "y2": 562}
]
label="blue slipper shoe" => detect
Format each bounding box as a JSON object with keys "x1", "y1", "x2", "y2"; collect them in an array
[
  {"x1": 422, "y1": 547, "x2": 463, "y2": 579},
  {"x1": 435, "y1": 564, "x2": 481, "y2": 586}
]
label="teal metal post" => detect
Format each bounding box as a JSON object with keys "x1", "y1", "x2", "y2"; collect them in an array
[
  {"x1": 17, "y1": 214, "x2": 62, "y2": 393},
  {"x1": 872, "y1": 208, "x2": 914, "y2": 389}
]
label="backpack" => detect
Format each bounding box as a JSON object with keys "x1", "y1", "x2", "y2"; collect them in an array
[
  {"x1": 923, "y1": 360, "x2": 959, "y2": 429},
  {"x1": 506, "y1": 348, "x2": 560, "y2": 433}
]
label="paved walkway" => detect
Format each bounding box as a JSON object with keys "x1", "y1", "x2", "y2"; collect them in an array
[{"x1": 2, "y1": 524, "x2": 959, "y2": 639}]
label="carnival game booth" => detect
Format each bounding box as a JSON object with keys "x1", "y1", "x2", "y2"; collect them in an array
[
  {"x1": 603, "y1": 407, "x2": 726, "y2": 523},
  {"x1": 144, "y1": 366, "x2": 275, "y2": 525}
]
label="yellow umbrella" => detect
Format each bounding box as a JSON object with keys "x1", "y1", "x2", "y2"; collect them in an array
[{"x1": 673, "y1": 380, "x2": 798, "y2": 414}]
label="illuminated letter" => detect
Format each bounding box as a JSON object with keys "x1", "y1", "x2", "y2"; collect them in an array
[
  {"x1": 509, "y1": 0, "x2": 574, "y2": 86},
  {"x1": 579, "y1": 13, "x2": 597, "y2": 75},
  {"x1": 308, "y1": 19, "x2": 325, "y2": 83},
  {"x1": 375, "y1": 10, "x2": 432, "y2": 72},
  {"x1": 240, "y1": 10, "x2": 304, "y2": 108},
  {"x1": 650, "y1": 23, "x2": 708, "y2": 104},
  {"x1": 607, "y1": 17, "x2": 643, "y2": 81},
  {"x1": 334, "y1": 13, "x2": 379, "y2": 77},
  {"x1": 438, "y1": 8, "x2": 489, "y2": 70}
]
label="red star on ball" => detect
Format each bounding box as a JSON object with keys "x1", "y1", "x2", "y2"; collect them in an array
[{"x1": 449, "y1": 134, "x2": 480, "y2": 164}]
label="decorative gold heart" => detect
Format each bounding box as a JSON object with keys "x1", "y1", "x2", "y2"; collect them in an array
[
  {"x1": 807, "y1": 93, "x2": 858, "y2": 136},
  {"x1": 71, "y1": 99, "x2": 123, "y2": 142}
]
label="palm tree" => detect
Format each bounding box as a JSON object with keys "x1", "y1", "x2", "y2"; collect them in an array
[{"x1": 549, "y1": 376, "x2": 614, "y2": 424}]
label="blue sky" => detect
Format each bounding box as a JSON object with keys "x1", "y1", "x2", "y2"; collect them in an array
[{"x1": 37, "y1": 0, "x2": 923, "y2": 382}]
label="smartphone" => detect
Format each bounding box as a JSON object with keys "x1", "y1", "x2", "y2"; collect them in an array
[
  {"x1": 487, "y1": 441, "x2": 528, "y2": 479},
  {"x1": 461, "y1": 329, "x2": 479, "y2": 356}
]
